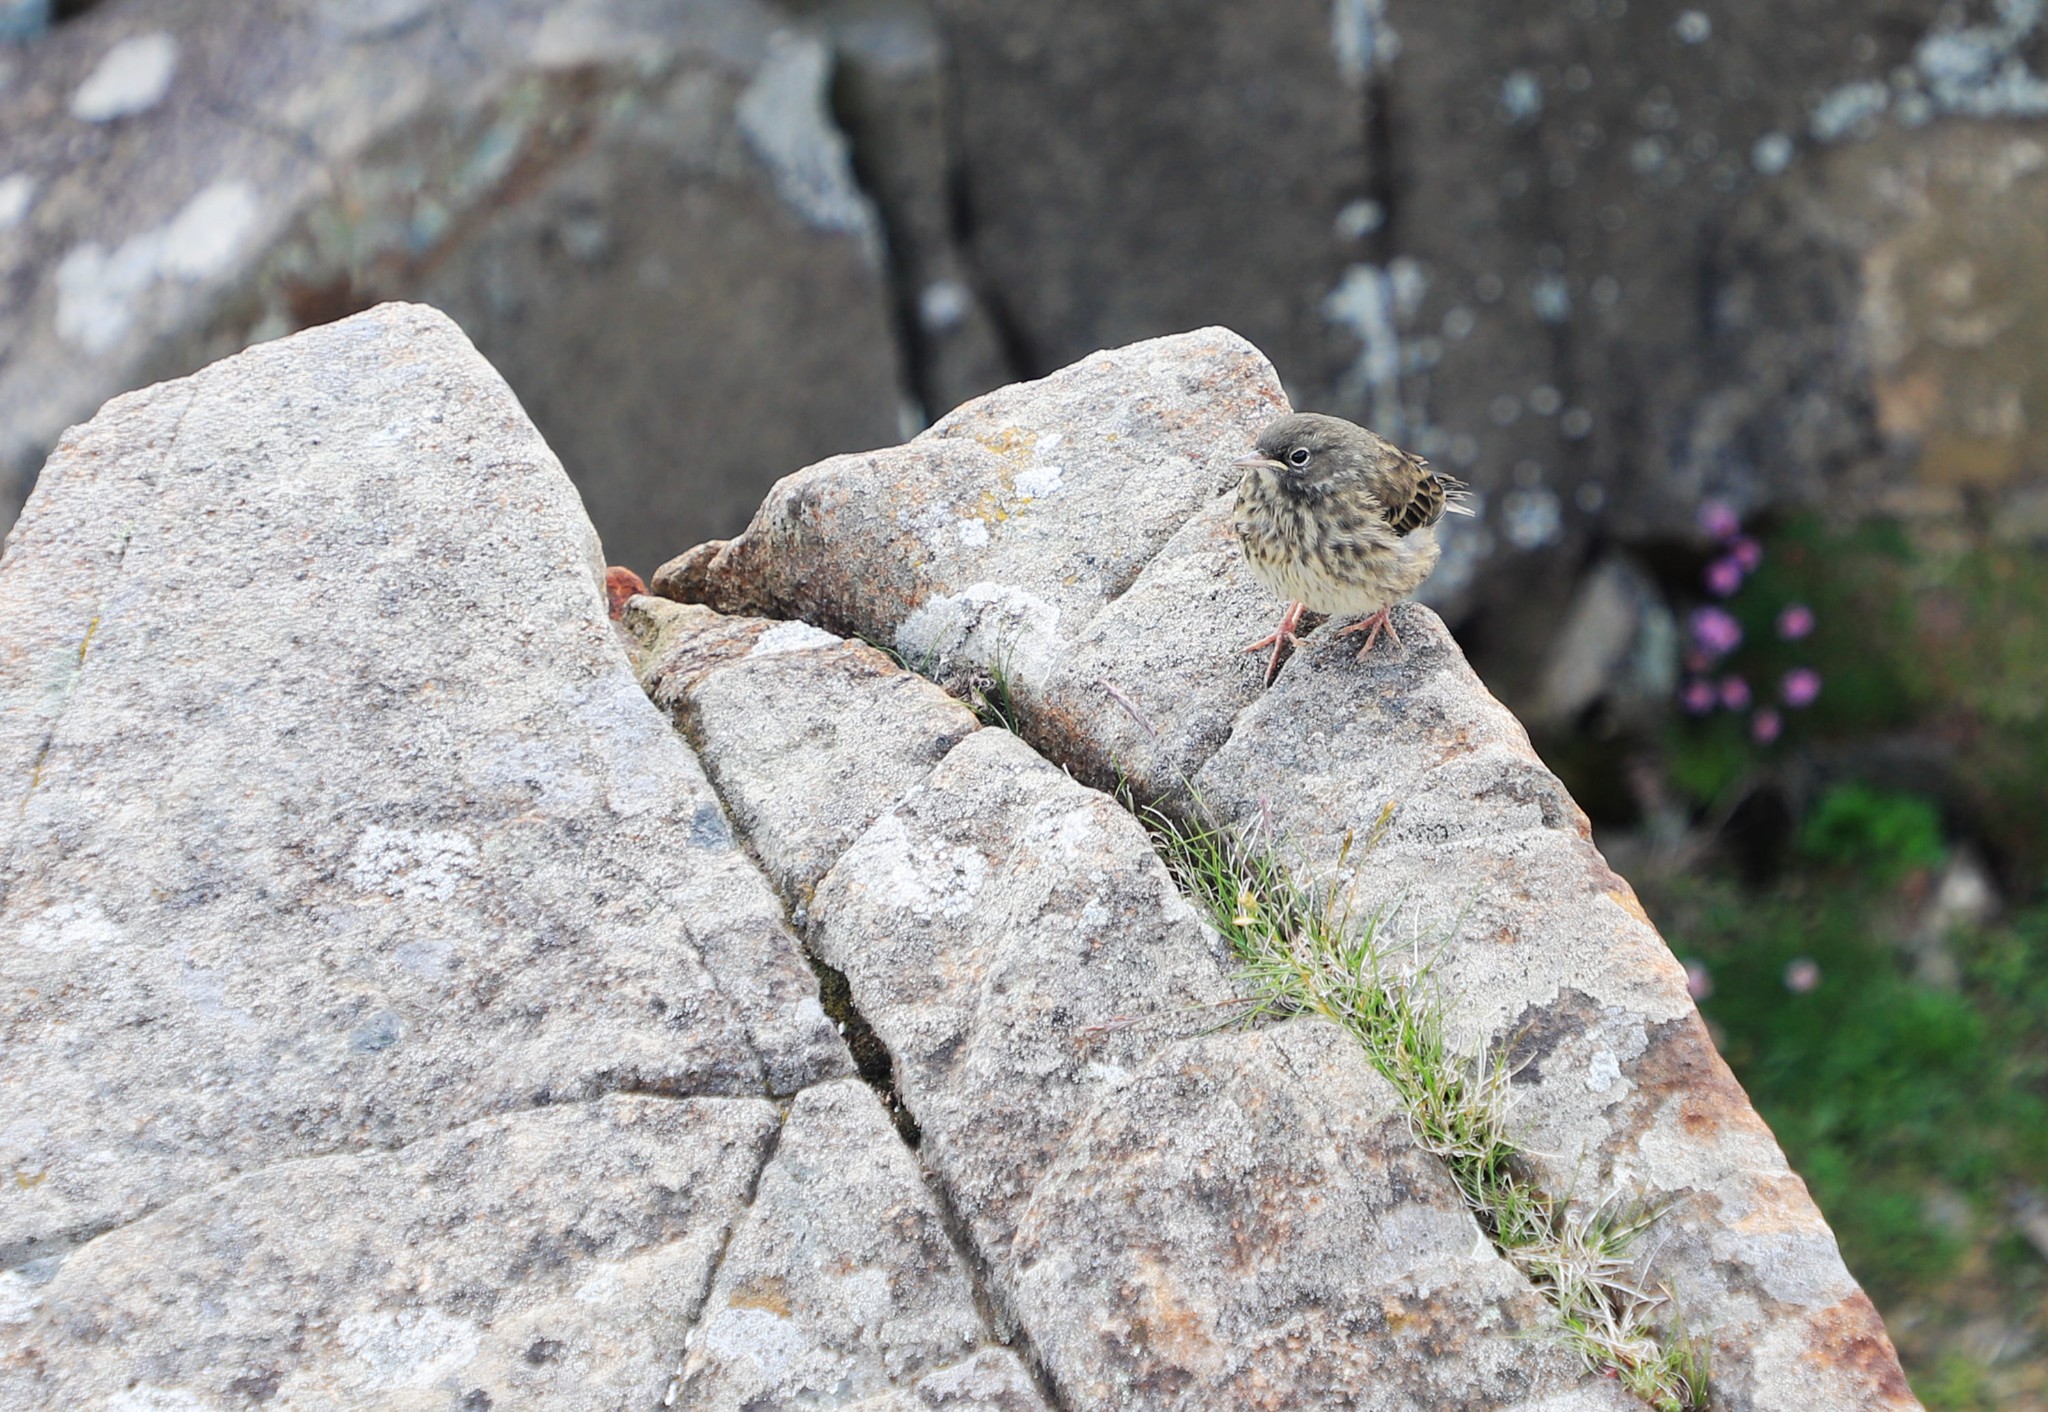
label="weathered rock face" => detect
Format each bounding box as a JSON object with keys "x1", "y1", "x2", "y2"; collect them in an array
[
  {"x1": 3, "y1": 1097, "x2": 782, "y2": 1408},
  {"x1": 0, "y1": 305, "x2": 1046, "y2": 1410},
  {"x1": 927, "y1": 0, "x2": 1367, "y2": 407},
  {"x1": 681, "y1": 1079, "x2": 1045, "y2": 1410},
  {"x1": 0, "y1": 0, "x2": 907, "y2": 569},
  {"x1": 653, "y1": 326, "x2": 1922, "y2": 1410},
  {"x1": 3, "y1": 299, "x2": 1923, "y2": 1408},
  {"x1": 630, "y1": 598, "x2": 1640, "y2": 1411}
]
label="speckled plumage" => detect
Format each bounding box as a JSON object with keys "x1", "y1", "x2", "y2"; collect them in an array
[{"x1": 1233, "y1": 412, "x2": 1467, "y2": 677}]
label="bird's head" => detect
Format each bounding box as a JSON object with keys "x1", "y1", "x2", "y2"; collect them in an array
[{"x1": 1233, "y1": 412, "x2": 1382, "y2": 496}]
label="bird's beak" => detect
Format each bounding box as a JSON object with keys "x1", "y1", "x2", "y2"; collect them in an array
[{"x1": 1234, "y1": 454, "x2": 1284, "y2": 470}]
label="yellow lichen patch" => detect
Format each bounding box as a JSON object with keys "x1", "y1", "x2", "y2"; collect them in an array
[
  {"x1": 974, "y1": 425, "x2": 1039, "y2": 459},
  {"x1": 726, "y1": 1277, "x2": 792, "y2": 1317}
]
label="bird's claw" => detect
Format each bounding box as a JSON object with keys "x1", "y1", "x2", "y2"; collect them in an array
[{"x1": 1336, "y1": 607, "x2": 1401, "y2": 660}]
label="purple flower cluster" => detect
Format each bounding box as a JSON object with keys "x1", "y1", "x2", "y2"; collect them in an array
[{"x1": 1679, "y1": 501, "x2": 1821, "y2": 741}]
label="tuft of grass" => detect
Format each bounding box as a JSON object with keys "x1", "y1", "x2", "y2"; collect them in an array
[
  {"x1": 863, "y1": 634, "x2": 1025, "y2": 735},
  {"x1": 1136, "y1": 799, "x2": 1709, "y2": 1412}
]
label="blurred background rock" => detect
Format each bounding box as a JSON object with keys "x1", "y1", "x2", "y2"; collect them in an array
[{"x1": 3, "y1": 1, "x2": 2045, "y2": 1404}]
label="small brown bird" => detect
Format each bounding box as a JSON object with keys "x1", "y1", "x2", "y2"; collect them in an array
[{"x1": 1233, "y1": 412, "x2": 1469, "y2": 682}]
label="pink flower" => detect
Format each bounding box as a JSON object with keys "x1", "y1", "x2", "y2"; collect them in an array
[
  {"x1": 1688, "y1": 607, "x2": 1743, "y2": 658},
  {"x1": 1776, "y1": 603, "x2": 1815, "y2": 640},
  {"x1": 1699, "y1": 499, "x2": 1741, "y2": 540},
  {"x1": 1719, "y1": 675, "x2": 1752, "y2": 711},
  {"x1": 1784, "y1": 958, "x2": 1821, "y2": 994},
  {"x1": 1705, "y1": 557, "x2": 1745, "y2": 597},
  {"x1": 1680, "y1": 678, "x2": 1717, "y2": 714},
  {"x1": 1781, "y1": 668, "x2": 1822, "y2": 708},
  {"x1": 1750, "y1": 708, "x2": 1782, "y2": 743},
  {"x1": 1730, "y1": 537, "x2": 1762, "y2": 571},
  {"x1": 1684, "y1": 960, "x2": 1713, "y2": 1001}
]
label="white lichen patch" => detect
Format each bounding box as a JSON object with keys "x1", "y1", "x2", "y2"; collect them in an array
[
  {"x1": 70, "y1": 32, "x2": 179, "y2": 122},
  {"x1": 854, "y1": 812, "x2": 988, "y2": 921},
  {"x1": 19, "y1": 899, "x2": 127, "y2": 954},
  {"x1": 736, "y1": 31, "x2": 879, "y2": 255},
  {"x1": 336, "y1": 1308, "x2": 482, "y2": 1391},
  {"x1": 0, "y1": 1269, "x2": 41, "y2": 1327},
  {"x1": 346, "y1": 826, "x2": 479, "y2": 902},
  {"x1": 0, "y1": 172, "x2": 34, "y2": 230},
  {"x1": 703, "y1": 1304, "x2": 825, "y2": 1384},
  {"x1": 895, "y1": 581, "x2": 1061, "y2": 683},
  {"x1": 53, "y1": 181, "x2": 263, "y2": 354},
  {"x1": 1585, "y1": 1047, "x2": 1623, "y2": 1093},
  {"x1": 1012, "y1": 463, "x2": 1065, "y2": 499},
  {"x1": 749, "y1": 621, "x2": 842, "y2": 656}
]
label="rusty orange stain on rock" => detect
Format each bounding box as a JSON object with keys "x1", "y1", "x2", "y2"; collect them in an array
[{"x1": 1805, "y1": 1293, "x2": 1916, "y2": 1404}]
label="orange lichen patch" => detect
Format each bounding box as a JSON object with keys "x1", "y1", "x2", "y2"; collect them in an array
[
  {"x1": 1604, "y1": 884, "x2": 1657, "y2": 932},
  {"x1": 1805, "y1": 1294, "x2": 1916, "y2": 1403},
  {"x1": 1624, "y1": 1014, "x2": 1756, "y2": 1148},
  {"x1": 726, "y1": 1277, "x2": 792, "y2": 1318}
]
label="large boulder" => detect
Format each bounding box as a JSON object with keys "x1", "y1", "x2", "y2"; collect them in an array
[
  {"x1": 0, "y1": 305, "x2": 1028, "y2": 1409},
  {"x1": 0, "y1": 0, "x2": 908, "y2": 570},
  {"x1": 654, "y1": 324, "x2": 1921, "y2": 1411}
]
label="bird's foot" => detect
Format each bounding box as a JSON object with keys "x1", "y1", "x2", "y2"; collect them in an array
[
  {"x1": 1243, "y1": 601, "x2": 1308, "y2": 685},
  {"x1": 1336, "y1": 606, "x2": 1401, "y2": 660}
]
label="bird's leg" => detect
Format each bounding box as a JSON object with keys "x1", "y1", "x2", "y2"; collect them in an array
[
  {"x1": 1243, "y1": 601, "x2": 1306, "y2": 684},
  {"x1": 1335, "y1": 606, "x2": 1401, "y2": 660}
]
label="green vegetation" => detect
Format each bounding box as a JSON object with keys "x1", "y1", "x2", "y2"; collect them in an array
[
  {"x1": 1137, "y1": 799, "x2": 1709, "y2": 1411},
  {"x1": 1642, "y1": 787, "x2": 2048, "y2": 1408},
  {"x1": 1627, "y1": 512, "x2": 2048, "y2": 1406}
]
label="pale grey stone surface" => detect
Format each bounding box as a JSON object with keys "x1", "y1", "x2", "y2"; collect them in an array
[
  {"x1": 668, "y1": 325, "x2": 1288, "y2": 686},
  {"x1": 1027, "y1": 492, "x2": 1273, "y2": 797},
  {"x1": 1010, "y1": 1020, "x2": 1635, "y2": 1411},
  {"x1": 839, "y1": 1348, "x2": 1049, "y2": 1412},
  {"x1": 809, "y1": 727, "x2": 1240, "y2": 1267},
  {"x1": 0, "y1": 305, "x2": 845, "y2": 1281},
  {"x1": 1193, "y1": 603, "x2": 1912, "y2": 1410},
  {"x1": 803, "y1": 727, "x2": 1629, "y2": 1407},
  {"x1": 629, "y1": 596, "x2": 980, "y2": 902},
  {"x1": 681, "y1": 1079, "x2": 1047, "y2": 1411},
  {"x1": 656, "y1": 327, "x2": 1920, "y2": 1408},
  {"x1": 0, "y1": 0, "x2": 906, "y2": 566},
  {"x1": 0, "y1": 1096, "x2": 778, "y2": 1410}
]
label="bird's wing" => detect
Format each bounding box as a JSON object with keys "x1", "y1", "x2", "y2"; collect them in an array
[{"x1": 1374, "y1": 450, "x2": 1464, "y2": 536}]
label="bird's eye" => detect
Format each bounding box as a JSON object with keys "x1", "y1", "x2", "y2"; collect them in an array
[{"x1": 1287, "y1": 447, "x2": 1311, "y2": 467}]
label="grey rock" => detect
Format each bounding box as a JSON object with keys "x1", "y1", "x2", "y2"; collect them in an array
[
  {"x1": 927, "y1": 0, "x2": 1366, "y2": 423},
  {"x1": 0, "y1": 1095, "x2": 779, "y2": 1410},
  {"x1": 681, "y1": 1079, "x2": 1045, "y2": 1410},
  {"x1": 805, "y1": 728, "x2": 1632, "y2": 1406},
  {"x1": 0, "y1": 0, "x2": 906, "y2": 569},
  {"x1": 1532, "y1": 553, "x2": 1679, "y2": 727},
  {"x1": 628, "y1": 596, "x2": 980, "y2": 902},
  {"x1": 1027, "y1": 492, "x2": 1273, "y2": 798},
  {"x1": 810, "y1": 727, "x2": 1242, "y2": 1266},
  {"x1": 840, "y1": 1348, "x2": 1049, "y2": 1412},
  {"x1": 1193, "y1": 603, "x2": 1917, "y2": 1411},
  {"x1": 652, "y1": 321, "x2": 1384, "y2": 801},
  {"x1": 1010, "y1": 1019, "x2": 1637, "y2": 1411},
  {"x1": 652, "y1": 326, "x2": 1919, "y2": 1408},
  {"x1": 665, "y1": 323, "x2": 1287, "y2": 700},
  {"x1": 0, "y1": 304, "x2": 846, "y2": 1277}
]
